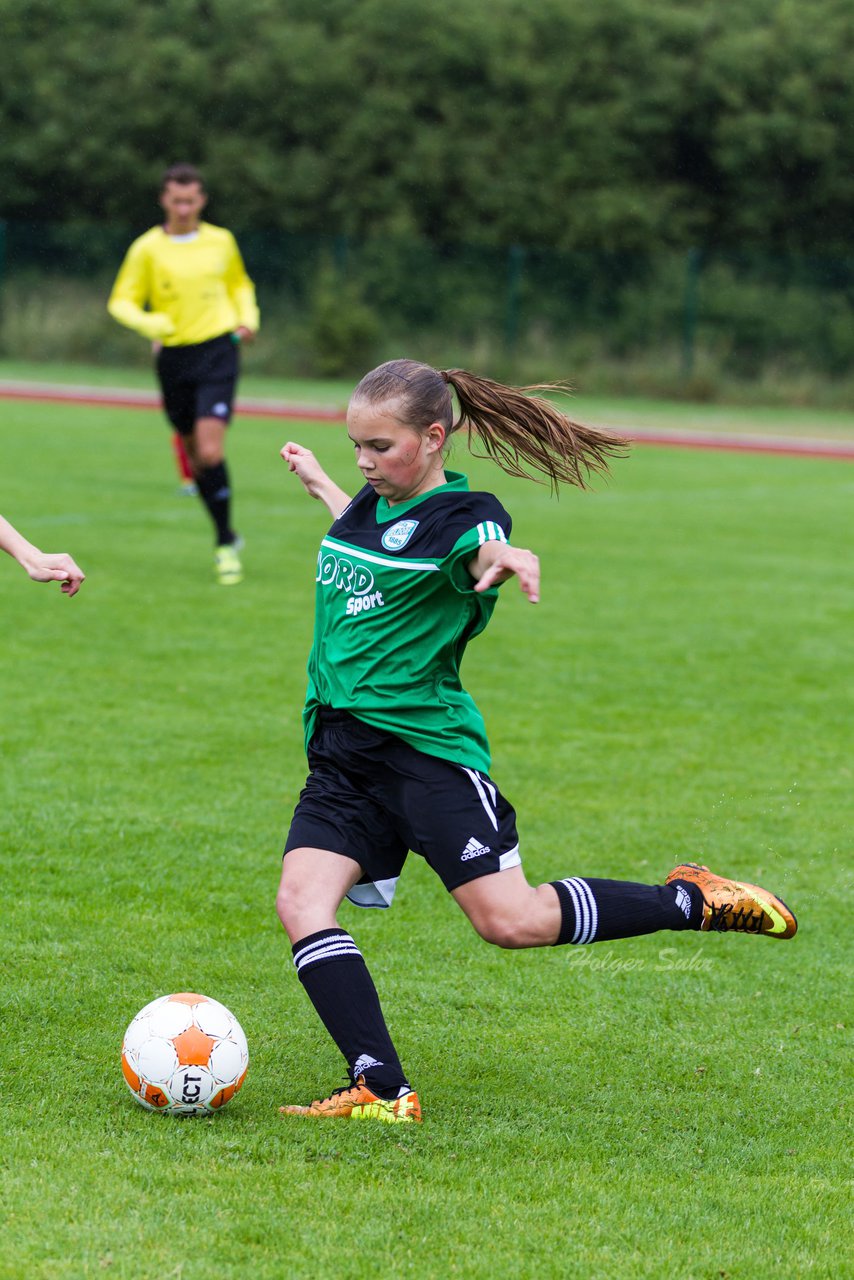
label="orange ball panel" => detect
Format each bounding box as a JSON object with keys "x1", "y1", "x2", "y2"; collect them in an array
[
  {"x1": 210, "y1": 1067, "x2": 247, "y2": 1110},
  {"x1": 142, "y1": 1083, "x2": 170, "y2": 1109},
  {"x1": 121, "y1": 1055, "x2": 141, "y2": 1093},
  {"x1": 168, "y1": 993, "x2": 205, "y2": 1005},
  {"x1": 209, "y1": 1083, "x2": 236, "y2": 1109},
  {"x1": 172, "y1": 1025, "x2": 217, "y2": 1066}
]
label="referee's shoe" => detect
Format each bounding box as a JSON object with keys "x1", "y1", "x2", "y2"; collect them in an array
[
  {"x1": 215, "y1": 540, "x2": 243, "y2": 586},
  {"x1": 667, "y1": 862, "x2": 797, "y2": 938}
]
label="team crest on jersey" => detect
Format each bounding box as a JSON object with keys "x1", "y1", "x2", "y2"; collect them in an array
[{"x1": 381, "y1": 519, "x2": 419, "y2": 551}]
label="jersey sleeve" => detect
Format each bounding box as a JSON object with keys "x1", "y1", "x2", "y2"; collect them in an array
[
  {"x1": 438, "y1": 497, "x2": 512, "y2": 593},
  {"x1": 106, "y1": 238, "x2": 176, "y2": 340},
  {"x1": 223, "y1": 233, "x2": 260, "y2": 332}
]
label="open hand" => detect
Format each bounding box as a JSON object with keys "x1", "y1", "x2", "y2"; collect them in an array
[{"x1": 472, "y1": 544, "x2": 540, "y2": 603}]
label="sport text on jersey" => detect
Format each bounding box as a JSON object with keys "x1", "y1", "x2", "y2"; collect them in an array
[
  {"x1": 316, "y1": 549, "x2": 386, "y2": 618},
  {"x1": 317, "y1": 535, "x2": 440, "y2": 622}
]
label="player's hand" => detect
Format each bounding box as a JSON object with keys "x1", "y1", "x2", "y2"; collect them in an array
[
  {"x1": 151, "y1": 340, "x2": 163, "y2": 357},
  {"x1": 234, "y1": 326, "x2": 256, "y2": 343},
  {"x1": 25, "y1": 552, "x2": 86, "y2": 597},
  {"x1": 280, "y1": 442, "x2": 331, "y2": 498},
  {"x1": 471, "y1": 544, "x2": 540, "y2": 603},
  {"x1": 281, "y1": 443, "x2": 353, "y2": 518}
]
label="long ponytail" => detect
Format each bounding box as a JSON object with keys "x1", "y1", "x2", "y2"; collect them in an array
[
  {"x1": 441, "y1": 368, "x2": 628, "y2": 492},
  {"x1": 351, "y1": 359, "x2": 629, "y2": 491}
]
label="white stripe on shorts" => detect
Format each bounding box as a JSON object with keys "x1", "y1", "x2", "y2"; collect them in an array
[
  {"x1": 499, "y1": 844, "x2": 521, "y2": 871},
  {"x1": 346, "y1": 877, "x2": 400, "y2": 909},
  {"x1": 462, "y1": 767, "x2": 499, "y2": 831}
]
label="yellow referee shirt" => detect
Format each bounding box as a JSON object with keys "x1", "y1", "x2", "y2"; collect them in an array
[{"x1": 107, "y1": 222, "x2": 260, "y2": 346}]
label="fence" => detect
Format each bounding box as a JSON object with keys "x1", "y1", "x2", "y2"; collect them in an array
[{"x1": 1, "y1": 218, "x2": 853, "y2": 402}]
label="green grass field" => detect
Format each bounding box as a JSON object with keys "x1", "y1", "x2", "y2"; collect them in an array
[{"x1": 1, "y1": 375, "x2": 851, "y2": 1278}]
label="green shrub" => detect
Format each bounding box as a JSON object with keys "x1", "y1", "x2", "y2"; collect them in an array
[{"x1": 303, "y1": 262, "x2": 381, "y2": 378}]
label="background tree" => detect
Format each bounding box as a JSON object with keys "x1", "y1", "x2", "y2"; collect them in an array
[{"x1": 1, "y1": 0, "x2": 852, "y2": 253}]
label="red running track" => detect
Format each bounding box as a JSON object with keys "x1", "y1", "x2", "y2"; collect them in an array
[{"x1": 2, "y1": 380, "x2": 853, "y2": 460}]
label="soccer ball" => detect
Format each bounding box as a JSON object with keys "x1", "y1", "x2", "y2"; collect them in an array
[{"x1": 121, "y1": 992, "x2": 248, "y2": 1116}]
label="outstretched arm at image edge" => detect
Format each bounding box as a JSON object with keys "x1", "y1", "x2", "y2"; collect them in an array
[{"x1": 0, "y1": 516, "x2": 85, "y2": 596}]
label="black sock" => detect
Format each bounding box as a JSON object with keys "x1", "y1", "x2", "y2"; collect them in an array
[
  {"x1": 195, "y1": 461, "x2": 234, "y2": 546},
  {"x1": 292, "y1": 928, "x2": 409, "y2": 1099},
  {"x1": 549, "y1": 877, "x2": 704, "y2": 945}
]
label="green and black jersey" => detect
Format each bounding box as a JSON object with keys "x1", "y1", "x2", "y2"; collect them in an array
[{"x1": 304, "y1": 471, "x2": 511, "y2": 773}]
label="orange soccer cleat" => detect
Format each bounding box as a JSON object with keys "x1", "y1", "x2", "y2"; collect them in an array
[
  {"x1": 666, "y1": 862, "x2": 797, "y2": 939},
  {"x1": 280, "y1": 1076, "x2": 422, "y2": 1123}
]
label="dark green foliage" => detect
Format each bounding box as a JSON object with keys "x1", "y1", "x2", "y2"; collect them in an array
[
  {"x1": 4, "y1": 226, "x2": 854, "y2": 402},
  {"x1": 1, "y1": 0, "x2": 853, "y2": 252},
  {"x1": 2, "y1": 0, "x2": 853, "y2": 397},
  {"x1": 303, "y1": 258, "x2": 381, "y2": 376}
]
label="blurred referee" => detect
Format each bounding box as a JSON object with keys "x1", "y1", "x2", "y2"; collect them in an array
[{"x1": 108, "y1": 163, "x2": 259, "y2": 585}]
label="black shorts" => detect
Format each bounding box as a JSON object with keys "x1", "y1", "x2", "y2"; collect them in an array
[
  {"x1": 284, "y1": 709, "x2": 521, "y2": 908},
  {"x1": 156, "y1": 332, "x2": 239, "y2": 436}
]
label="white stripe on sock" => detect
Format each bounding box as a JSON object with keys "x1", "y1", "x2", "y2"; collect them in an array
[
  {"x1": 567, "y1": 877, "x2": 598, "y2": 944},
  {"x1": 577, "y1": 878, "x2": 599, "y2": 942},
  {"x1": 294, "y1": 935, "x2": 361, "y2": 972},
  {"x1": 562, "y1": 878, "x2": 587, "y2": 943},
  {"x1": 293, "y1": 933, "x2": 358, "y2": 963},
  {"x1": 295, "y1": 943, "x2": 361, "y2": 973}
]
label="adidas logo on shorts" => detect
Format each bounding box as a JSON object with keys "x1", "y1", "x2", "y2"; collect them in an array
[{"x1": 460, "y1": 836, "x2": 491, "y2": 861}]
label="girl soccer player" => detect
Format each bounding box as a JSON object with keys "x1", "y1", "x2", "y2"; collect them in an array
[{"x1": 277, "y1": 359, "x2": 797, "y2": 1123}]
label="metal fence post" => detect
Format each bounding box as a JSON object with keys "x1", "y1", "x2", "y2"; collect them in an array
[
  {"x1": 505, "y1": 244, "x2": 525, "y2": 356},
  {"x1": 0, "y1": 220, "x2": 6, "y2": 355},
  {"x1": 334, "y1": 234, "x2": 350, "y2": 276},
  {"x1": 681, "y1": 247, "x2": 702, "y2": 379}
]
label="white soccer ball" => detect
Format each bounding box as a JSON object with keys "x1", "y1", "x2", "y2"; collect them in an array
[{"x1": 121, "y1": 992, "x2": 248, "y2": 1116}]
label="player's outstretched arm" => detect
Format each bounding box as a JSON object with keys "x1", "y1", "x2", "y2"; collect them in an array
[
  {"x1": 0, "y1": 515, "x2": 85, "y2": 596},
  {"x1": 280, "y1": 444, "x2": 353, "y2": 520},
  {"x1": 468, "y1": 540, "x2": 540, "y2": 603}
]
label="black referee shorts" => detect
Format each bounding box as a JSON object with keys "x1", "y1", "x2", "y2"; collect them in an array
[
  {"x1": 284, "y1": 709, "x2": 521, "y2": 908},
  {"x1": 156, "y1": 332, "x2": 239, "y2": 436}
]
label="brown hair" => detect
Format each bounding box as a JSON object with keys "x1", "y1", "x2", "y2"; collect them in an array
[
  {"x1": 351, "y1": 359, "x2": 628, "y2": 491},
  {"x1": 160, "y1": 163, "x2": 205, "y2": 192}
]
